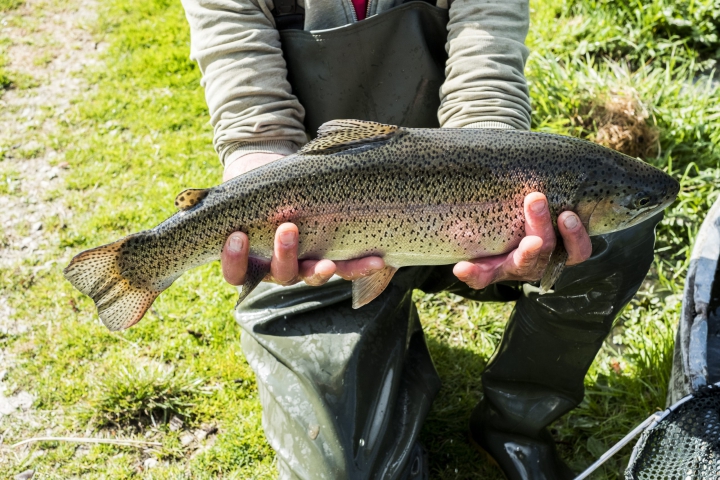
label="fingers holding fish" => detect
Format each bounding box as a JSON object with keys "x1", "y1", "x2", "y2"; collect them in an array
[
  {"x1": 558, "y1": 212, "x2": 593, "y2": 266},
  {"x1": 221, "y1": 222, "x2": 385, "y2": 289},
  {"x1": 300, "y1": 259, "x2": 337, "y2": 286},
  {"x1": 523, "y1": 192, "x2": 556, "y2": 268},
  {"x1": 452, "y1": 258, "x2": 498, "y2": 290},
  {"x1": 453, "y1": 193, "x2": 558, "y2": 290},
  {"x1": 492, "y1": 235, "x2": 545, "y2": 284},
  {"x1": 266, "y1": 224, "x2": 386, "y2": 285},
  {"x1": 269, "y1": 223, "x2": 300, "y2": 286},
  {"x1": 334, "y1": 256, "x2": 386, "y2": 281},
  {"x1": 221, "y1": 232, "x2": 249, "y2": 286},
  {"x1": 453, "y1": 235, "x2": 543, "y2": 289}
]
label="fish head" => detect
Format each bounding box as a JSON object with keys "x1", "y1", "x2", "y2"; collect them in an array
[{"x1": 584, "y1": 154, "x2": 679, "y2": 235}]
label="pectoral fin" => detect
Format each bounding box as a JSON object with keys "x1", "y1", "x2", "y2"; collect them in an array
[
  {"x1": 540, "y1": 243, "x2": 568, "y2": 294},
  {"x1": 236, "y1": 257, "x2": 271, "y2": 307},
  {"x1": 352, "y1": 266, "x2": 398, "y2": 309},
  {"x1": 174, "y1": 188, "x2": 209, "y2": 211}
]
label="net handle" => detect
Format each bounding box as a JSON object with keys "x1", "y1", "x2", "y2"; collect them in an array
[{"x1": 573, "y1": 413, "x2": 662, "y2": 480}]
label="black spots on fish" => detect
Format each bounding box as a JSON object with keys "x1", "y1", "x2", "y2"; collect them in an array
[{"x1": 160, "y1": 127, "x2": 675, "y2": 270}]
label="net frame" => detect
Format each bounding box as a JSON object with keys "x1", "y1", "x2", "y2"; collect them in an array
[{"x1": 573, "y1": 383, "x2": 720, "y2": 479}]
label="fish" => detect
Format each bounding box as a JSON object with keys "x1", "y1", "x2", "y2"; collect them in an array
[{"x1": 63, "y1": 119, "x2": 679, "y2": 331}]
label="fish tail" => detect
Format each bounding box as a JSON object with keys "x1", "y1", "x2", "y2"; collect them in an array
[{"x1": 63, "y1": 236, "x2": 159, "y2": 331}]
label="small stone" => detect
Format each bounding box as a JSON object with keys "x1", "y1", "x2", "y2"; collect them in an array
[
  {"x1": 0, "y1": 391, "x2": 34, "y2": 415},
  {"x1": 168, "y1": 415, "x2": 183, "y2": 431},
  {"x1": 14, "y1": 469, "x2": 34, "y2": 480},
  {"x1": 17, "y1": 392, "x2": 34, "y2": 409},
  {"x1": 31, "y1": 222, "x2": 43, "y2": 232},
  {"x1": 143, "y1": 458, "x2": 158, "y2": 469},
  {"x1": 308, "y1": 425, "x2": 320, "y2": 440},
  {"x1": 73, "y1": 445, "x2": 90, "y2": 458},
  {"x1": 201, "y1": 423, "x2": 218, "y2": 436},
  {"x1": 180, "y1": 432, "x2": 195, "y2": 447},
  {"x1": 31, "y1": 449, "x2": 46, "y2": 459}
]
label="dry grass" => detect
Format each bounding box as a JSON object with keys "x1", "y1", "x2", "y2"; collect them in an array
[{"x1": 578, "y1": 90, "x2": 660, "y2": 159}]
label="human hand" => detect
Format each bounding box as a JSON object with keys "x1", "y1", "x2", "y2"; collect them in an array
[
  {"x1": 452, "y1": 192, "x2": 593, "y2": 290},
  {"x1": 221, "y1": 153, "x2": 385, "y2": 288},
  {"x1": 223, "y1": 152, "x2": 285, "y2": 181}
]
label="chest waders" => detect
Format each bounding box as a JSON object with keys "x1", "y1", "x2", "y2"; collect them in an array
[{"x1": 233, "y1": 3, "x2": 664, "y2": 478}]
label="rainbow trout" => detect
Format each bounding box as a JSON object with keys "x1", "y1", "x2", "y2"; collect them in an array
[{"x1": 64, "y1": 120, "x2": 679, "y2": 330}]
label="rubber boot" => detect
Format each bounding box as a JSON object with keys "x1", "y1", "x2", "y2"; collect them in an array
[
  {"x1": 398, "y1": 442, "x2": 429, "y2": 480},
  {"x1": 235, "y1": 267, "x2": 443, "y2": 480},
  {"x1": 469, "y1": 213, "x2": 663, "y2": 479}
]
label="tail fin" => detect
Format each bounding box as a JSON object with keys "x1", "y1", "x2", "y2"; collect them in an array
[{"x1": 63, "y1": 237, "x2": 159, "y2": 331}]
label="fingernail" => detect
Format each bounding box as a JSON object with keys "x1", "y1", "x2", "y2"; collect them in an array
[
  {"x1": 530, "y1": 199, "x2": 546, "y2": 214},
  {"x1": 563, "y1": 214, "x2": 579, "y2": 230},
  {"x1": 280, "y1": 231, "x2": 296, "y2": 247},
  {"x1": 228, "y1": 235, "x2": 243, "y2": 254}
]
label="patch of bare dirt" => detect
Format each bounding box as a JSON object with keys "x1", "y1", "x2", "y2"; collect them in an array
[
  {"x1": 0, "y1": 0, "x2": 101, "y2": 458},
  {"x1": 1, "y1": 0, "x2": 101, "y2": 269}
]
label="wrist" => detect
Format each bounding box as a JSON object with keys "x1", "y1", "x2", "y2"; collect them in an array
[
  {"x1": 223, "y1": 152, "x2": 285, "y2": 182},
  {"x1": 462, "y1": 121, "x2": 516, "y2": 130}
]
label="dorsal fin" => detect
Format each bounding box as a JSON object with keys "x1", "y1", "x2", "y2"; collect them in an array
[
  {"x1": 299, "y1": 120, "x2": 399, "y2": 155},
  {"x1": 174, "y1": 188, "x2": 209, "y2": 211}
]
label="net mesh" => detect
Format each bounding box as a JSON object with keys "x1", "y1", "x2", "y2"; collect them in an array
[{"x1": 626, "y1": 384, "x2": 720, "y2": 479}]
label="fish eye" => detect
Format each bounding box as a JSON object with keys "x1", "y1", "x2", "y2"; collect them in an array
[{"x1": 634, "y1": 196, "x2": 651, "y2": 208}]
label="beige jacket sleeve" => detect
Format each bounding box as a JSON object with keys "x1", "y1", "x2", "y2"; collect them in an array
[
  {"x1": 181, "y1": 0, "x2": 307, "y2": 165},
  {"x1": 440, "y1": 0, "x2": 531, "y2": 130},
  {"x1": 183, "y1": 0, "x2": 532, "y2": 168}
]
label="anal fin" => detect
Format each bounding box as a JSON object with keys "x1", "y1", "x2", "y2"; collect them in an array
[
  {"x1": 236, "y1": 257, "x2": 271, "y2": 307},
  {"x1": 352, "y1": 266, "x2": 398, "y2": 309},
  {"x1": 539, "y1": 242, "x2": 568, "y2": 294}
]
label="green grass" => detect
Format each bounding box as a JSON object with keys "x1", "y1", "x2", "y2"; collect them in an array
[
  {"x1": 0, "y1": 45, "x2": 13, "y2": 90},
  {"x1": 0, "y1": 0, "x2": 719, "y2": 477},
  {"x1": 0, "y1": 0, "x2": 22, "y2": 11},
  {"x1": 80, "y1": 364, "x2": 209, "y2": 430},
  {"x1": 0, "y1": 0, "x2": 22, "y2": 89},
  {"x1": 529, "y1": 0, "x2": 720, "y2": 71}
]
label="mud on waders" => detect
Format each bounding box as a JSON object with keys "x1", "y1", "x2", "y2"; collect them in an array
[{"x1": 233, "y1": 2, "x2": 663, "y2": 478}]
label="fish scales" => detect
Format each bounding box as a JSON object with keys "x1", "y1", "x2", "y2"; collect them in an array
[
  {"x1": 136, "y1": 132, "x2": 565, "y2": 273},
  {"x1": 64, "y1": 120, "x2": 679, "y2": 330}
]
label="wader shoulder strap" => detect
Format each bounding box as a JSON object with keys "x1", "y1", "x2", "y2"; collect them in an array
[
  {"x1": 272, "y1": 0, "x2": 439, "y2": 31},
  {"x1": 272, "y1": 0, "x2": 305, "y2": 30}
]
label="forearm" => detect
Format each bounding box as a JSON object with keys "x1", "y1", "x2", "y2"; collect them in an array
[
  {"x1": 439, "y1": 0, "x2": 531, "y2": 130},
  {"x1": 182, "y1": 0, "x2": 307, "y2": 165},
  {"x1": 223, "y1": 152, "x2": 284, "y2": 181}
]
